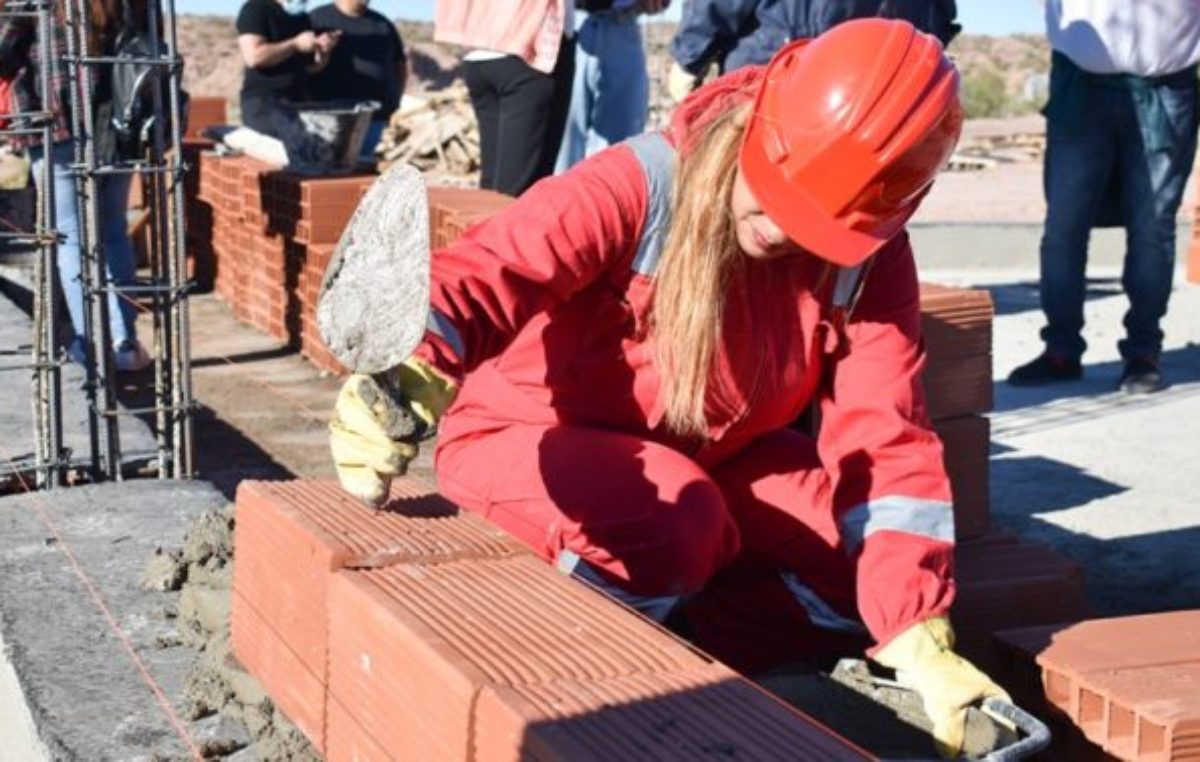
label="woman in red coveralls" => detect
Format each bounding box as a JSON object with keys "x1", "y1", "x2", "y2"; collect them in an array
[{"x1": 329, "y1": 19, "x2": 1008, "y2": 757}]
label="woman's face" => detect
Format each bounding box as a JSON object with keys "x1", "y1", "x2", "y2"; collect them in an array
[{"x1": 730, "y1": 167, "x2": 803, "y2": 260}]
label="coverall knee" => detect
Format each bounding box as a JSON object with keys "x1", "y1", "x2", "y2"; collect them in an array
[{"x1": 437, "y1": 423, "x2": 865, "y2": 671}]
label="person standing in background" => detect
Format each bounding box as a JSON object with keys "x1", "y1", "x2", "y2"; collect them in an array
[
  {"x1": 310, "y1": 0, "x2": 407, "y2": 162},
  {"x1": 435, "y1": 0, "x2": 575, "y2": 196},
  {"x1": 555, "y1": 0, "x2": 671, "y2": 172},
  {"x1": 1007, "y1": 0, "x2": 1200, "y2": 394},
  {"x1": 236, "y1": 0, "x2": 339, "y2": 134},
  {"x1": 0, "y1": 0, "x2": 152, "y2": 371},
  {"x1": 666, "y1": 0, "x2": 959, "y2": 101}
]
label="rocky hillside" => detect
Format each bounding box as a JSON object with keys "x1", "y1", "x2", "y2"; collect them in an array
[{"x1": 177, "y1": 16, "x2": 1051, "y2": 119}]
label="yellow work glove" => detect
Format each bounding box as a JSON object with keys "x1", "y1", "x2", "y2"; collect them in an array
[
  {"x1": 329, "y1": 357, "x2": 457, "y2": 507},
  {"x1": 667, "y1": 62, "x2": 700, "y2": 103},
  {"x1": 874, "y1": 617, "x2": 1011, "y2": 758}
]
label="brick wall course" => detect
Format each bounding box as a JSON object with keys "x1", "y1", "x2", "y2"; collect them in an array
[{"x1": 232, "y1": 479, "x2": 533, "y2": 751}]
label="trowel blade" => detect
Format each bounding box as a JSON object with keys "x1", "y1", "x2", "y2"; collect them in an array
[{"x1": 317, "y1": 161, "x2": 431, "y2": 375}]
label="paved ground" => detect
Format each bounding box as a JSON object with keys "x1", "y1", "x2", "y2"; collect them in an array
[{"x1": 0, "y1": 481, "x2": 229, "y2": 760}]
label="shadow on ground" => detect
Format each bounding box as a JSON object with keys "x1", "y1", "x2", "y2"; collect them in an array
[
  {"x1": 113, "y1": 366, "x2": 293, "y2": 500},
  {"x1": 983, "y1": 277, "x2": 1124, "y2": 318},
  {"x1": 989, "y1": 450, "x2": 1200, "y2": 616},
  {"x1": 991, "y1": 342, "x2": 1200, "y2": 419}
]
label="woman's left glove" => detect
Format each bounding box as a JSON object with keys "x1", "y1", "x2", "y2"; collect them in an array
[
  {"x1": 874, "y1": 616, "x2": 1011, "y2": 758},
  {"x1": 328, "y1": 357, "x2": 458, "y2": 507}
]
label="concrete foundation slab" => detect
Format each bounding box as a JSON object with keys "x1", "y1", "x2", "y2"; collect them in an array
[{"x1": 0, "y1": 480, "x2": 227, "y2": 759}]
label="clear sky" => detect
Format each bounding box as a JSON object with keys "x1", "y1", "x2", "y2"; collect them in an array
[{"x1": 176, "y1": 0, "x2": 1046, "y2": 36}]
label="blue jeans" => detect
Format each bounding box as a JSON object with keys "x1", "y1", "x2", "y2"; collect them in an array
[
  {"x1": 1039, "y1": 54, "x2": 1199, "y2": 361},
  {"x1": 555, "y1": 10, "x2": 648, "y2": 172},
  {"x1": 29, "y1": 141, "x2": 138, "y2": 347}
]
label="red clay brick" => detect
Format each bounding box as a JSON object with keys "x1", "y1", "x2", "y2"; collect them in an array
[
  {"x1": 233, "y1": 479, "x2": 532, "y2": 752},
  {"x1": 325, "y1": 694, "x2": 392, "y2": 762},
  {"x1": 326, "y1": 555, "x2": 719, "y2": 757},
  {"x1": 933, "y1": 415, "x2": 990, "y2": 539},
  {"x1": 952, "y1": 533, "x2": 1091, "y2": 670},
  {"x1": 473, "y1": 672, "x2": 871, "y2": 761},
  {"x1": 920, "y1": 283, "x2": 994, "y2": 419},
  {"x1": 231, "y1": 589, "x2": 326, "y2": 749},
  {"x1": 1033, "y1": 612, "x2": 1200, "y2": 761},
  {"x1": 185, "y1": 96, "x2": 227, "y2": 140}
]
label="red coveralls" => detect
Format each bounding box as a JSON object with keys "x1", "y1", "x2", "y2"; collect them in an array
[{"x1": 413, "y1": 69, "x2": 957, "y2": 674}]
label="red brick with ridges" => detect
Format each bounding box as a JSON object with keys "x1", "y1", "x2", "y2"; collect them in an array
[
  {"x1": 1029, "y1": 612, "x2": 1200, "y2": 761},
  {"x1": 920, "y1": 283, "x2": 994, "y2": 420},
  {"x1": 325, "y1": 555, "x2": 723, "y2": 758},
  {"x1": 232, "y1": 479, "x2": 532, "y2": 751},
  {"x1": 473, "y1": 673, "x2": 872, "y2": 761}
]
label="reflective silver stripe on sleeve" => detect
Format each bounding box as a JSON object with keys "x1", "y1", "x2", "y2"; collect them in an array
[
  {"x1": 780, "y1": 572, "x2": 868, "y2": 635},
  {"x1": 557, "y1": 549, "x2": 681, "y2": 623},
  {"x1": 839, "y1": 495, "x2": 955, "y2": 556},
  {"x1": 426, "y1": 309, "x2": 465, "y2": 360},
  {"x1": 624, "y1": 131, "x2": 676, "y2": 276}
]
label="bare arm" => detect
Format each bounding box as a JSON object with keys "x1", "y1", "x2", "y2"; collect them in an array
[{"x1": 238, "y1": 31, "x2": 313, "y2": 69}]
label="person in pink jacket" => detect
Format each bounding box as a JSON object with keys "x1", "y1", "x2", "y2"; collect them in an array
[
  {"x1": 435, "y1": 0, "x2": 575, "y2": 195},
  {"x1": 331, "y1": 20, "x2": 1007, "y2": 757}
]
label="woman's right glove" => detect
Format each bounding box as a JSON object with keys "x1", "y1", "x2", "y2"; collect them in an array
[
  {"x1": 328, "y1": 357, "x2": 458, "y2": 506},
  {"x1": 874, "y1": 616, "x2": 1011, "y2": 758}
]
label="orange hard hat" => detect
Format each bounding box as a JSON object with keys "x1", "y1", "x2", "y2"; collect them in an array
[{"x1": 739, "y1": 19, "x2": 963, "y2": 267}]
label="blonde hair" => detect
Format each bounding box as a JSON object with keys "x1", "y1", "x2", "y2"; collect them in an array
[{"x1": 651, "y1": 104, "x2": 751, "y2": 437}]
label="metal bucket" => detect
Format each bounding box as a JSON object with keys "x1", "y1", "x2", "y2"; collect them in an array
[{"x1": 280, "y1": 99, "x2": 379, "y2": 174}]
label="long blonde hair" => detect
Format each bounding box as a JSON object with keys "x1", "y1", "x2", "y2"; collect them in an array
[{"x1": 651, "y1": 103, "x2": 751, "y2": 437}]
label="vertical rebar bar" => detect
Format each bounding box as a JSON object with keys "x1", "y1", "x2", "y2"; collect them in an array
[{"x1": 155, "y1": 0, "x2": 193, "y2": 478}]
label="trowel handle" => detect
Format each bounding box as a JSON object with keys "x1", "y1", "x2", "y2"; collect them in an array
[
  {"x1": 980, "y1": 698, "x2": 1051, "y2": 761},
  {"x1": 372, "y1": 370, "x2": 426, "y2": 444}
]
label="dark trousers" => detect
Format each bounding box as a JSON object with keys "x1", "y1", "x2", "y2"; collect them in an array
[
  {"x1": 1039, "y1": 54, "x2": 1199, "y2": 361},
  {"x1": 463, "y1": 38, "x2": 575, "y2": 196}
]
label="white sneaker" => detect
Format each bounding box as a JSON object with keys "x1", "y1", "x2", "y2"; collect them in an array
[{"x1": 113, "y1": 339, "x2": 152, "y2": 373}]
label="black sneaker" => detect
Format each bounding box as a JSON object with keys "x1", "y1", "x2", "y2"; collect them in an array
[
  {"x1": 1119, "y1": 356, "x2": 1164, "y2": 394},
  {"x1": 1007, "y1": 351, "x2": 1083, "y2": 386}
]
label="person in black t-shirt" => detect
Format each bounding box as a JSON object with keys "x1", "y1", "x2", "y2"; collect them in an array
[
  {"x1": 236, "y1": 0, "x2": 341, "y2": 134},
  {"x1": 309, "y1": 0, "x2": 406, "y2": 161}
]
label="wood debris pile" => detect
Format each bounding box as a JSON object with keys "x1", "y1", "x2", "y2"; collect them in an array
[{"x1": 376, "y1": 88, "x2": 480, "y2": 176}]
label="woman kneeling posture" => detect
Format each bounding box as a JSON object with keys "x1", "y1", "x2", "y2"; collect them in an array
[{"x1": 329, "y1": 19, "x2": 1007, "y2": 757}]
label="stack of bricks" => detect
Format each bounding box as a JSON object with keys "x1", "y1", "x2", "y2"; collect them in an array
[
  {"x1": 188, "y1": 150, "x2": 378, "y2": 366},
  {"x1": 917, "y1": 283, "x2": 1092, "y2": 671},
  {"x1": 920, "y1": 282, "x2": 995, "y2": 541},
  {"x1": 233, "y1": 479, "x2": 873, "y2": 760},
  {"x1": 427, "y1": 186, "x2": 514, "y2": 249},
  {"x1": 184, "y1": 172, "x2": 515, "y2": 375},
  {"x1": 995, "y1": 612, "x2": 1200, "y2": 760}
]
